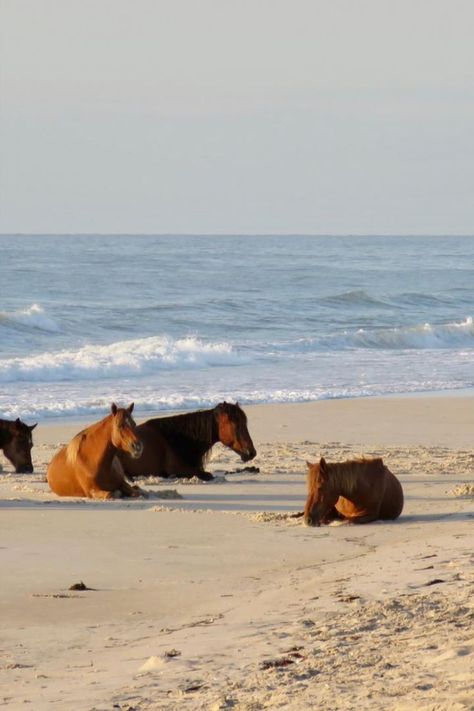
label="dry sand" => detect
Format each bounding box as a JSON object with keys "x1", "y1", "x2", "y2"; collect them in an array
[{"x1": 0, "y1": 396, "x2": 473, "y2": 710}]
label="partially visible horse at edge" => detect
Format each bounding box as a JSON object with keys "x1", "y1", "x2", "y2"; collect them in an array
[
  {"x1": 304, "y1": 456, "x2": 404, "y2": 526},
  {"x1": 0, "y1": 417, "x2": 38, "y2": 474},
  {"x1": 47, "y1": 403, "x2": 144, "y2": 499},
  {"x1": 0, "y1": 417, "x2": 37, "y2": 473},
  {"x1": 118, "y1": 402, "x2": 256, "y2": 481}
]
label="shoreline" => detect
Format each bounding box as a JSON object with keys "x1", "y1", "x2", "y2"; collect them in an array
[{"x1": 33, "y1": 392, "x2": 474, "y2": 449}]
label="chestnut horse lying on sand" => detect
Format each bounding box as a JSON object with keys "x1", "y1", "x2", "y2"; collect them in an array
[
  {"x1": 118, "y1": 402, "x2": 256, "y2": 481},
  {"x1": 47, "y1": 403, "x2": 144, "y2": 499},
  {"x1": 0, "y1": 417, "x2": 37, "y2": 473},
  {"x1": 304, "y1": 456, "x2": 404, "y2": 526}
]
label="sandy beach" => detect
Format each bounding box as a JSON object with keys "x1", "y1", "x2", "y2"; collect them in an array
[{"x1": 1, "y1": 396, "x2": 473, "y2": 710}]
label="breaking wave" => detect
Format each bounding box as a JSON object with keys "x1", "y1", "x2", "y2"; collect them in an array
[
  {"x1": 0, "y1": 335, "x2": 242, "y2": 384},
  {"x1": 347, "y1": 317, "x2": 474, "y2": 350},
  {"x1": 1, "y1": 317, "x2": 473, "y2": 387},
  {"x1": 0, "y1": 303, "x2": 61, "y2": 333},
  {"x1": 272, "y1": 317, "x2": 474, "y2": 353}
]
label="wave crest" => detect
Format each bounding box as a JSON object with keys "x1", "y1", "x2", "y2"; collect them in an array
[
  {"x1": 0, "y1": 303, "x2": 61, "y2": 333},
  {"x1": 0, "y1": 335, "x2": 240, "y2": 384},
  {"x1": 350, "y1": 317, "x2": 474, "y2": 350}
]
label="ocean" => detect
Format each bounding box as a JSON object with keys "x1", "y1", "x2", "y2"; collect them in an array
[{"x1": 1, "y1": 235, "x2": 474, "y2": 421}]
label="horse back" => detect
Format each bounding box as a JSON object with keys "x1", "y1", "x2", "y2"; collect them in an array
[{"x1": 119, "y1": 418, "x2": 207, "y2": 477}]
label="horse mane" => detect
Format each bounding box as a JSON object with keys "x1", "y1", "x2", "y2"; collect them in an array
[
  {"x1": 0, "y1": 418, "x2": 26, "y2": 445},
  {"x1": 0, "y1": 418, "x2": 15, "y2": 430},
  {"x1": 66, "y1": 430, "x2": 87, "y2": 466},
  {"x1": 146, "y1": 407, "x2": 217, "y2": 467},
  {"x1": 141, "y1": 402, "x2": 247, "y2": 469},
  {"x1": 65, "y1": 414, "x2": 112, "y2": 465},
  {"x1": 324, "y1": 457, "x2": 385, "y2": 497},
  {"x1": 0, "y1": 418, "x2": 26, "y2": 433},
  {"x1": 153, "y1": 409, "x2": 216, "y2": 440}
]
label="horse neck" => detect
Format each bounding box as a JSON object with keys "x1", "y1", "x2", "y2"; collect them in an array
[{"x1": 82, "y1": 416, "x2": 117, "y2": 469}]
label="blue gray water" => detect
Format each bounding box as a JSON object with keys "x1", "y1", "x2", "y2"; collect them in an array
[{"x1": 1, "y1": 235, "x2": 474, "y2": 420}]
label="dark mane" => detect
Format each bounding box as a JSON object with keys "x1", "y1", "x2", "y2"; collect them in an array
[
  {"x1": 155, "y1": 409, "x2": 215, "y2": 443},
  {"x1": 143, "y1": 407, "x2": 216, "y2": 468},
  {"x1": 0, "y1": 418, "x2": 27, "y2": 444},
  {"x1": 0, "y1": 418, "x2": 19, "y2": 431},
  {"x1": 327, "y1": 457, "x2": 385, "y2": 497},
  {"x1": 142, "y1": 402, "x2": 245, "y2": 469}
]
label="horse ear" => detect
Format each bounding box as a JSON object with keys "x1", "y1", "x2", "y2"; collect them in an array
[
  {"x1": 15, "y1": 417, "x2": 21, "y2": 425},
  {"x1": 319, "y1": 457, "x2": 327, "y2": 473},
  {"x1": 127, "y1": 403, "x2": 134, "y2": 414},
  {"x1": 306, "y1": 460, "x2": 313, "y2": 470},
  {"x1": 111, "y1": 403, "x2": 118, "y2": 415},
  {"x1": 29, "y1": 423, "x2": 38, "y2": 431}
]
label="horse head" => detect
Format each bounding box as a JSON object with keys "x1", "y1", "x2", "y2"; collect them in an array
[
  {"x1": 110, "y1": 403, "x2": 143, "y2": 459},
  {"x1": 3, "y1": 418, "x2": 37, "y2": 473},
  {"x1": 215, "y1": 402, "x2": 256, "y2": 462},
  {"x1": 304, "y1": 457, "x2": 338, "y2": 526}
]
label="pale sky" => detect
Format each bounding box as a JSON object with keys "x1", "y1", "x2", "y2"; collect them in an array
[{"x1": 1, "y1": 0, "x2": 473, "y2": 234}]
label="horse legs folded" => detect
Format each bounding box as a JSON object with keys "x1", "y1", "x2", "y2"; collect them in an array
[
  {"x1": 196, "y1": 470, "x2": 214, "y2": 481},
  {"x1": 110, "y1": 456, "x2": 146, "y2": 496},
  {"x1": 170, "y1": 465, "x2": 214, "y2": 481},
  {"x1": 120, "y1": 480, "x2": 146, "y2": 498},
  {"x1": 321, "y1": 506, "x2": 344, "y2": 524},
  {"x1": 88, "y1": 487, "x2": 114, "y2": 500},
  {"x1": 349, "y1": 512, "x2": 380, "y2": 524}
]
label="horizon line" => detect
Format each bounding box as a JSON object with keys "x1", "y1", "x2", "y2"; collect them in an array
[{"x1": 1, "y1": 232, "x2": 474, "y2": 238}]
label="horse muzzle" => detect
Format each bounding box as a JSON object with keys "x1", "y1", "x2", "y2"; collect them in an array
[
  {"x1": 16, "y1": 465, "x2": 34, "y2": 474},
  {"x1": 130, "y1": 441, "x2": 144, "y2": 459},
  {"x1": 240, "y1": 447, "x2": 257, "y2": 462},
  {"x1": 304, "y1": 515, "x2": 320, "y2": 527}
]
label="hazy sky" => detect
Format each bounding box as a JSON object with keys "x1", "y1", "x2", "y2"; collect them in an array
[{"x1": 1, "y1": 0, "x2": 474, "y2": 234}]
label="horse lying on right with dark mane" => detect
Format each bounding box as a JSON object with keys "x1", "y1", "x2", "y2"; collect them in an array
[
  {"x1": 304, "y1": 456, "x2": 404, "y2": 526},
  {"x1": 118, "y1": 401, "x2": 256, "y2": 481}
]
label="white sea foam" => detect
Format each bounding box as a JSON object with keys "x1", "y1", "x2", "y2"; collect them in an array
[
  {"x1": 0, "y1": 304, "x2": 61, "y2": 333},
  {"x1": 0, "y1": 335, "x2": 241, "y2": 384},
  {"x1": 1, "y1": 374, "x2": 470, "y2": 421}
]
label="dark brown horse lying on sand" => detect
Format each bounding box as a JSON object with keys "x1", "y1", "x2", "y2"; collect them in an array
[
  {"x1": 0, "y1": 417, "x2": 37, "y2": 473},
  {"x1": 118, "y1": 402, "x2": 256, "y2": 481},
  {"x1": 47, "y1": 403, "x2": 144, "y2": 499},
  {"x1": 304, "y1": 456, "x2": 403, "y2": 526}
]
